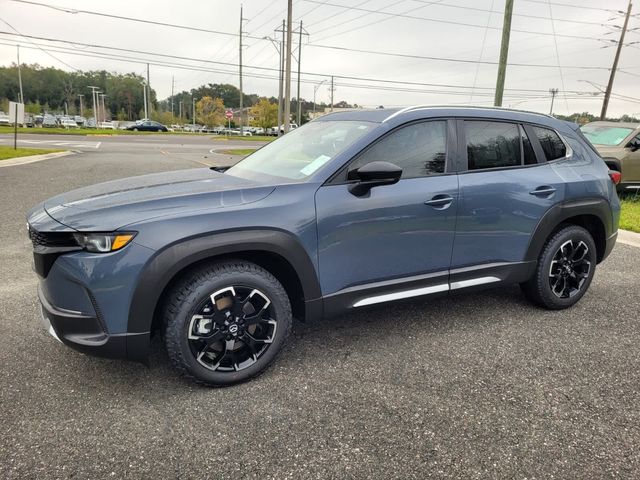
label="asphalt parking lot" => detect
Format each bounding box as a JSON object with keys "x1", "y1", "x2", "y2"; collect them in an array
[{"x1": 1, "y1": 135, "x2": 639, "y2": 479}]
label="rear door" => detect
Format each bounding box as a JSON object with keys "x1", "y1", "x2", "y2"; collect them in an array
[{"x1": 451, "y1": 120, "x2": 567, "y2": 283}]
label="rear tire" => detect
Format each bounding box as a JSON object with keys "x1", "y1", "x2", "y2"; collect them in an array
[
  {"x1": 163, "y1": 260, "x2": 292, "y2": 387},
  {"x1": 521, "y1": 225, "x2": 597, "y2": 310}
]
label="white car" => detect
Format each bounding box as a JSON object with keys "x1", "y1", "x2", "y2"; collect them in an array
[
  {"x1": 60, "y1": 118, "x2": 79, "y2": 128},
  {"x1": 0, "y1": 113, "x2": 10, "y2": 125},
  {"x1": 98, "y1": 121, "x2": 115, "y2": 129}
]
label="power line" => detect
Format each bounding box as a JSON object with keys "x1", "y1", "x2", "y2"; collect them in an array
[
  {"x1": 410, "y1": 0, "x2": 617, "y2": 26},
  {"x1": 313, "y1": 0, "x2": 442, "y2": 43},
  {"x1": 0, "y1": 32, "x2": 610, "y2": 94},
  {"x1": 521, "y1": 0, "x2": 626, "y2": 14},
  {"x1": 0, "y1": 16, "x2": 79, "y2": 71},
  {"x1": 0, "y1": 30, "x2": 618, "y2": 72},
  {"x1": 302, "y1": 0, "x2": 614, "y2": 42},
  {"x1": 546, "y1": 0, "x2": 570, "y2": 113},
  {"x1": 4, "y1": 1, "x2": 626, "y2": 68}
]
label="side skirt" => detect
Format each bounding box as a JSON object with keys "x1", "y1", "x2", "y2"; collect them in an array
[{"x1": 322, "y1": 261, "x2": 535, "y2": 316}]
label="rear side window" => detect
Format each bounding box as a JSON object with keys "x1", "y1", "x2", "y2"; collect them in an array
[
  {"x1": 465, "y1": 121, "x2": 521, "y2": 170},
  {"x1": 532, "y1": 126, "x2": 566, "y2": 161}
]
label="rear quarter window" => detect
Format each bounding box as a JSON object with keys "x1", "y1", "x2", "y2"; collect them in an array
[{"x1": 532, "y1": 126, "x2": 566, "y2": 161}]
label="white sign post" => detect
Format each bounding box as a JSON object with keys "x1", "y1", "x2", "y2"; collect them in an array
[{"x1": 9, "y1": 101, "x2": 24, "y2": 150}]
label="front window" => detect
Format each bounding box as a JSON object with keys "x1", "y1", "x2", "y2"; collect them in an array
[
  {"x1": 580, "y1": 124, "x2": 634, "y2": 146},
  {"x1": 226, "y1": 121, "x2": 375, "y2": 182}
]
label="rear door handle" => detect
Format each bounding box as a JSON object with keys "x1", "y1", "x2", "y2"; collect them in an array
[
  {"x1": 529, "y1": 186, "x2": 556, "y2": 197},
  {"x1": 424, "y1": 194, "x2": 454, "y2": 209}
]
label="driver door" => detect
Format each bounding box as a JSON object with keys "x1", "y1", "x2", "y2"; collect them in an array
[{"x1": 315, "y1": 120, "x2": 459, "y2": 310}]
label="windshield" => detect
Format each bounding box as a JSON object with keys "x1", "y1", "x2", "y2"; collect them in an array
[
  {"x1": 580, "y1": 124, "x2": 634, "y2": 146},
  {"x1": 226, "y1": 120, "x2": 376, "y2": 182}
]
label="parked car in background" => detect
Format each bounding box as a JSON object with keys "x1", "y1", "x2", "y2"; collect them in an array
[
  {"x1": 279, "y1": 123, "x2": 298, "y2": 133},
  {"x1": 24, "y1": 114, "x2": 35, "y2": 127},
  {"x1": 0, "y1": 112, "x2": 10, "y2": 125},
  {"x1": 581, "y1": 121, "x2": 640, "y2": 192},
  {"x1": 60, "y1": 117, "x2": 79, "y2": 128},
  {"x1": 84, "y1": 118, "x2": 97, "y2": 128},
  {"x1": 74, "y1": 116, "x2": 86, "y2": 126},
  {"x1": 125, "y1": 120, "x2": 168, "y2": 132},
  {"x1": 98, "y1": 121, "x2": 115, "y2": 130},
  {"x1": 27, "y1": 106, "x2": 620, "y2": 387},
  {"x1": 42, "y1": 115, "x2": 58, "y2": 127}
]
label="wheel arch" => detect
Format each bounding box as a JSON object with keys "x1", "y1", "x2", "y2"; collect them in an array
[
  {"x1": 525, "y1": 198, "x2": 613, "y2": 265},
  {"x1": 125, "y1": 229, "x2": 322, "y2": 362}
]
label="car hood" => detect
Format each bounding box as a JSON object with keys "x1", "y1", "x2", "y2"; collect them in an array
[{"x1": 42, "y1": 168, "x2": 275, "y2": 231}]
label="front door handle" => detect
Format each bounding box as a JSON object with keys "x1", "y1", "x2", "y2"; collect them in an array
[
  {"x1": 424, "y1": 194, "x2": 453, "y2": 209},
  {"x1": 529, "y1": 186, "x2": 556, "y2": 197}
]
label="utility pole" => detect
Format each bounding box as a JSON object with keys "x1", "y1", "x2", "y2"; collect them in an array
[
  {"x1": 284, "y1": 0, "x2": 293, "y2": 133},
  {"x1": 549, "y1": 88, "x2": 559, "y2": 115},
  {"x1": 146, "y1": 63, "x2": 151, "y2": 118},
  {"x1": 88, "y1": 86, "x2": 99, "y2": 127},
  {"x1": 601, "y1": 0, "x2": 633, "y2": 120},
  {"x1": 239, "y1": 5, "x2": 248, "y2": 134},
  {"x1": 330, "y1": 75, "x2": 334, "y2": 111},
  {"x1": 274, "y1": 20, "x2": 286, "y2": 136},
  {"x1": 192, "y1": 97, "x2": 196, "y2": 127},
  {"x1": 78, "y1": 94, "x2": 84, "y2": 117},
  {"x1": 171, "y1": 76, "x2": 175, "y2": 119},
  {"x1": 494, "y1": 0, "x2": 514, "y2": 107},
  {"x1": 100, "y1": 94, "x2": 107, "y2": 122},
  {"x1": 179, "y1": 100, "x2": 183, "y2": 121},
  {"x1": 294, "y1": 20, "x2": 309, "y2": 126},
  {"x1": 142, "y1": 81, "x2": 148, "y2": 119},
  {"x1": 17, "y1": 45, "x2": 24, "y2": 104}
]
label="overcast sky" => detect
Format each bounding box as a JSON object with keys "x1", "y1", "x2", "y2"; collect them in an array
[{"x1": 1, "y1": 0, "x2": 639, "y2": 116}]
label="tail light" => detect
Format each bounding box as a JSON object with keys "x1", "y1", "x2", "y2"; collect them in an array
[{"x1": 609, "y1": 170, "x2": 621, "y2": 185}]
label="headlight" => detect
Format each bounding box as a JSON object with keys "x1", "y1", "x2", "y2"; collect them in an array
[{"x1": 73, "y1": 232, "x2": 136, "y2": 253}]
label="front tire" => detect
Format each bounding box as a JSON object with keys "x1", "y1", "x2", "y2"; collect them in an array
[
  {"x1": 521, "y1": 225, "x2": 597, "y2": 310},
  {"x1": 164, "y1": 261, "x2": 292, "y2": 387}
]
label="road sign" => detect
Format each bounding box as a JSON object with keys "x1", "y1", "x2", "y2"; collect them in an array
[
  {"x1": 9, "y1": 101, "x2": 24, "y2": 150},
  {"x1": 225, "y1": 110, "x2": 233, "y2": 119},
  {"x1": 9, "y1": 101, "x2": 24, "y2": 125}
]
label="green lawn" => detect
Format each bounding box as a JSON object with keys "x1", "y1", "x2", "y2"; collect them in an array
[
  {"x1": 0, "y1": 145, "x2": 64, "y2": 161},
  {"x1": 212, "y1": 135, "x2": 275, "y2": 142},
  {"x1": 217, "y1": 148, "x2": 258, "y2": 156},
  {"x1": 0, "y1": 126, "x2": 214, "y2": 136},
  {"x1": 620, "y1": 194, "x2": 640, "y2": 233}
]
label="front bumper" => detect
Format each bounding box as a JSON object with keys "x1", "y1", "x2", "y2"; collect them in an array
[{"x1": 38, "y1": 285, "x2": 131, "y2": 359}]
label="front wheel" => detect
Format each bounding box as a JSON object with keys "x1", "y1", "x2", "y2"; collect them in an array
[
  {"x1": 164, "y1": 261, "x2": 292, "y2": 387},
  {"x1": 521, "y1": 225, "x2": 597, "y2": 310}
]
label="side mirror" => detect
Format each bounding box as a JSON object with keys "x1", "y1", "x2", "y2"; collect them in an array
[
  {"x1": 627, "y1": 138, "x2": 640, "y2": 152},
  {"x1": 348, "y1": 161, "x2": 402, "y2": 196}
]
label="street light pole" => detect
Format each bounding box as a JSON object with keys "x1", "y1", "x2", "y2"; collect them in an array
[{"x1": 78, "y1": 94, "x2": 84, "y2": 117}]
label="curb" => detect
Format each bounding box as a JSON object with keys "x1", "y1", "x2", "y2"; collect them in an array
[
  {"x1": 0, "y1": 150, "x2": 76, "y2": 168},
  {"x1": 618, "y1": 229, "x2": 640, "y2": 249}
]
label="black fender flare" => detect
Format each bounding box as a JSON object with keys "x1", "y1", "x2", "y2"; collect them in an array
[
  {"x1": 524, "y1": 197, "x2": 613, "y2": 263},
  {"x1": 125, "y1": 229, "x2": 322, "y2": 361}
]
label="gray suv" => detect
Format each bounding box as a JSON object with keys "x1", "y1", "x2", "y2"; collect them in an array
[{"x1": 27, "y1": 106, "x2": 620, "y2": 386}]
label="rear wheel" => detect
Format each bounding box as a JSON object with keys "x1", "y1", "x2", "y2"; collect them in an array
[
  {"x1": 164, "y1": 261, "x2": 292, "y2": 387},
  {"x1": 521, "y1": 225, "x2": 597, "y2": 310},
  {"x1": 132, "y1": 127, "x2": 139, "y2": 132}
]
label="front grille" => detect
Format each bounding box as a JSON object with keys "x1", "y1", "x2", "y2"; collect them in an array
[{"x1": 28, "y1": 227, "x2": 76, "y2": 249}]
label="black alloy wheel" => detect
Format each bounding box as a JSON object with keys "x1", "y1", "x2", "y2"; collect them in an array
[
  {"x1": 164, "y1": 261, "x2": 292, "y2": 386},
  {"x1": 548, "y1": 239, "x2": 591, "y2": 299},
  {"x1": 187, "y1": 286, "x2": 277, "y2": 372}
]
